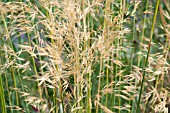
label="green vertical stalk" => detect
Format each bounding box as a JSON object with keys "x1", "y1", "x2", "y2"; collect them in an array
[
  {"x1": 96, "y1": 56, "x2": 103, "y2": 113},
  {"x1": 130, "y1": 1, "x2": 137, "y2": 112},
  {"x1": 130, "y1": 0, "x2": 136, "y2": 72},
  {"x1": 10, "y1": 66, "x2": 19, "y2": 106},
  {"x1": 113, "y1": 41, "x2": 119, "y2": 113},
  {"x1": 105, "y1": 60, "x2": 109, "y2": 106},
  {"x1": 86, "y1": 1, "x2": 92, "y2": 113},
  {"x1": 27, "y1": 33, "x2": 42, "y2": 97},
  {"x1": 95, "y1": 1, "x2": 102, "y2": 111},
  {"x1": 0, "y1": 72, "x2": 7, "y2": 113},
  {"x1": 137, "y1": 0, "x2": 149, "y2": 67},
  {"x1": 136, "y1": 0, "x2": 160, "y2": 112},
  {"x1": 86, "y1": 73, "x2": 92, "y2": 113},
  {"x1": 103, "y1": 0, "x2": 109, "y2": 109},
  {"x1": 131, "y1": 0, "x2": 149, "y2": 112},
  {"x1": 110, "y1": 2, "x2": 115, "y2": 112},
  {"x1": 16, "y1": 71, "x2": 30, "y2": 113},
  {"x1": 5, "y1": 72, "x2": 13, "y2": 113},
  {"x1": 76, "y1": 46, "x2": 81, "y2": 113},
  {"x1": 52, "y1": 89, "x2": 57, "y2": 113},
  {"x1": 130, "y1": 16, "x2": 136, "y2": 113},
  {"x1": 0, "y1": 38, "x2": 13, "y2": 113},
  {"x1": 118, "y1": 1, "x2": 126, "y2": 113},
  {"x1": 2, "y1": 14, "x2": 20, "y2": 108}
]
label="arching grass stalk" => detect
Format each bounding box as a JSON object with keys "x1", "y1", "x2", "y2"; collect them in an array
[
  {"x1": 144, "y1": 5, "x2": 170, "y2": 112},
  {"x1": 158, "y1": 4, "x2": 170, "y2": 89},
  {"x1": 136, "y1": 0, "x2": 160, "y2": 112}
]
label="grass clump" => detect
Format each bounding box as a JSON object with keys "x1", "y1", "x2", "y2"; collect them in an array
[{"x1": 0, "y1": 0, "x2": 170, "y2": 113}]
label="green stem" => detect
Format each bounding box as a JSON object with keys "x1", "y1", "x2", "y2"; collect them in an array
[
  {"x1": 2, "y1": 13, "x2": 20, "y2": 108},
  {"x1": 136, "y1": 0, "x2": 160, "y2": 112},
  {"x1": 0, "y1": 72, "x2": 7, "y2": 113},
  {"x1": 96, "y1": 56, "x2": 103, "y2": 113},
  {"x1": 130, "y1": 1, "x2": 137, "y2": 113},
  {"x1": 137, "y1": 0, "x2": 149, "y2": 67},
  {"x1": 103, "y1": 0, "x2": 109, "y2": 109},
  {"x1": 86, "y1": 1, "x2": 92, "y2": 113}
]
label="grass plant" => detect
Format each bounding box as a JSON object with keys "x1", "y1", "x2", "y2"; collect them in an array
[{"x1": 0, "y1": 0, "x2": 170, "y2": 113}]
